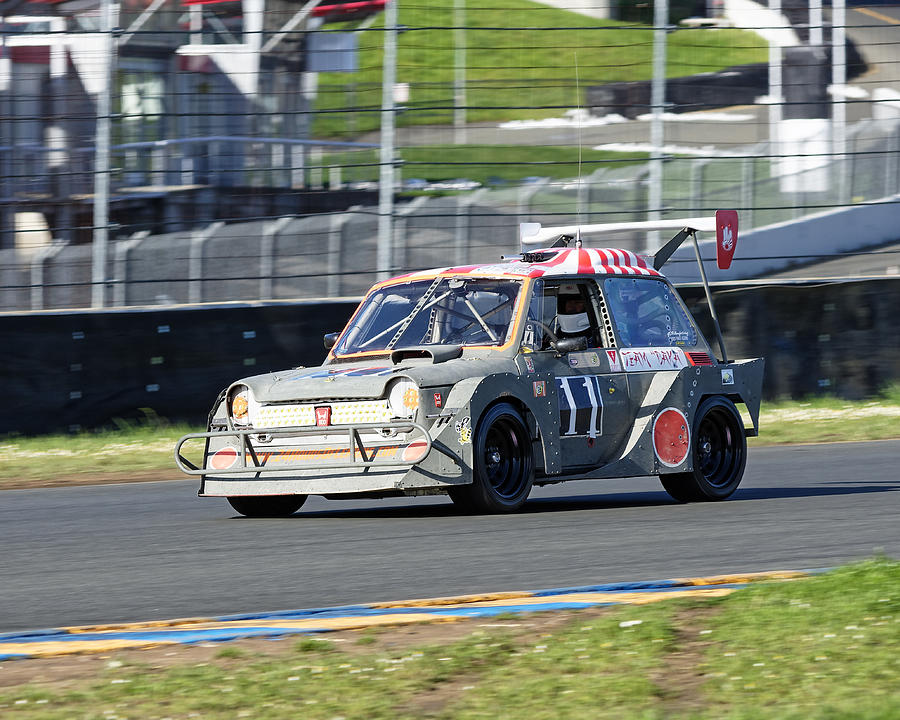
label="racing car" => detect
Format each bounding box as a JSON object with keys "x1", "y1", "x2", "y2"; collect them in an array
[{"x1": 175, "y1": 210, "x2": 763, "y2": 516}]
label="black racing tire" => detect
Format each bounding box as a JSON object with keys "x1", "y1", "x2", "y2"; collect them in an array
[
  {"x1": 449, "y1": 403, "x2": 534, "y2": 513},
  {"x1": 227, "y1": 495, "x2": 307, "y2": 517},
  {"x1": 660, "y1": 396, "x2": 747, "y2": 503}
]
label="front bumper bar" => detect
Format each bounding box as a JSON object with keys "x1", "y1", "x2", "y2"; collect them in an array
[{"x1": 174, "y1": 420, "x2": 433, "y2": 476}]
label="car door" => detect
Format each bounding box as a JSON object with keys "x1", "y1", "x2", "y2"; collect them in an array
[
  {"x1": 519, "y1": 277, "x2": 631, "y2": 472},
  {"x1": 602, "y1": 275, "x2": 714, "y2": 405}
]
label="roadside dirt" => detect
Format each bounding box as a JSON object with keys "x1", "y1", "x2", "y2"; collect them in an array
[{"x1": 0, "y1": 470, "x2": 184, "y2": 492}]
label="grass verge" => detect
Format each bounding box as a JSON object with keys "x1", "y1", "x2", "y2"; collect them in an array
[
  {"x1": 1, "y1": 558, "x2": 897, "y2": 718},
  {"x1": 312, "y1": 0, "x2": 768, "y2": 137},
  {"x1": 2, "y1": 388, "x2": 900, "y2": 487}
]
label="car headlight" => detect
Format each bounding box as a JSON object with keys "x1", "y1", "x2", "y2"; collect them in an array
[
  {"x1": 388, "y1": 378, "x2": 419, "y2": 418},
  {"x1": 229, "y1": 385, "x2": 252, "y2": 426}
]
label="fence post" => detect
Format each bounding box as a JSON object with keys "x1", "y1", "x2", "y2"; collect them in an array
[
  {"x1": 30, "y1": 241, "x2": 67, "y2": 311},
  {"x1": 689, "y1": 159, "x2": 709, "y2": 215},
  {"x1": 741, "y1": 154, "x2": 756, "y2": 231},
  {"x1": 113, "y1": 230, "x2": 149, "y2": 307},
  {"x1": 259, "y1": 216, "x2": 294, "y2": 300},
  {"x1": 393, "y1": 195, "x2": 429, "y2": 271},
  {"x1": 885, "y1": 123, "x2": 899, "y2": 197},
  {"x1": 328, "y1": 207, "x2": 357, "y2": 297},
  {"x1": 517, "y1": 178, "x2": 548, "y2": 225},
  {"x1": 455, "y1": 188, "x2": 486, "y2": 266},
  {"x1": 188, "y1": 221, "x2": 224, "y2": 304}
]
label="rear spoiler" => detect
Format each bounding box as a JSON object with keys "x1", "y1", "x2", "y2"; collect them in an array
[
  {"x1": 519, "y1": 210, "x2": 739, "y2": 271},
  {"x1": 518, "y1": 210, "x2": 740, "y2": 362}
]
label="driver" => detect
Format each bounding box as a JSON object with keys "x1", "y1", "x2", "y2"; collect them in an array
[{"x1": 556, "y1": 284, "x2": 593, "y2": 343}]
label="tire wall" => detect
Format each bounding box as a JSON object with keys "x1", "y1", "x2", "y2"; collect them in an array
[{"x1": 3, "y1": 279, "x2": 899, "y2": 435}]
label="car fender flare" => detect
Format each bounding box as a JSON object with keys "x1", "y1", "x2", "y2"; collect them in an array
[{"x1": 442, "y1": 373, "x2": 562, "y2": 476}]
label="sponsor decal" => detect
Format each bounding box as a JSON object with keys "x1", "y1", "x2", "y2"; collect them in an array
[
  {"x1": 433, "y1": 392, "x2": 443, "y2": 408},
  {"x1": 652, "y1": 407, "x2": 690, "y2": 467},
  {"x1": 314, "y1": 406, "x2": 332, "y2": 427},
  {"x1": 533, "y1": 380, "x2": 547, "y2": 398},
  {"x1": 716, "y1": 209, "x2": 739, "y2": 270},
  {"x1": 556, "y1": 375, "x2": 603, "y2": 438},
  {"x1": 568, "y1": 352, "x2": 602, "y2": 368},
  {"x1": 620, "y1": 347, "x2": 688, "y2": 372},
  {"x1": 455, "y1": 416, "x2": 472, "y2": 444},
  {"x1": 606, "y1": 349, "x2": 621, "y2": 372},
  {"x1": 721, "y1": 369, "x2": 735, "y2": 385},
  {"x1": 667, "y1": 330, "x2": 690, "y2": 346},
  {"x1": 524, "y1": 357, "x2": 535, "y2": 373}
]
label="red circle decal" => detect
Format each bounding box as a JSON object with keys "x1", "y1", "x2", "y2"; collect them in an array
[
  {"x1": 210, "y1": 447, "x2": 238, "y2": 470},
  {"x1": 652, "y1": 408, "x2": 690, "y2": 467}
]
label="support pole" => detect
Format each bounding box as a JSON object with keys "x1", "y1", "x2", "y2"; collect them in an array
[
  {"x1": 453, "y1": 0, "x2": 466, "y2": 144},
  {"x1": 768, "y1": 0, "x2": 783, "y2": 175},
  {"x1": 647, "y1": 0, "x2": 668, "y2": 253},
  {"x1": 809, "y1": 0, "x2": 822, "y2": 46},
  {"x1": 92, "y1": 0, "x2": 118, "y2": 309},
  {"x1": 690, "y1": 231, "x2": 728, "y2": 363},
  {"x1": 377, "y1": 0, "x2": 398, "y2": 281},
  {"x1": 832, "y1": 0, "x2": 847, "y2": 203}
]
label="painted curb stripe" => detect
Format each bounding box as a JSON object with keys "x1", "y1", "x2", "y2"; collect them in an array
[{"x1": 0, "y1": 571, "x2": 812, "y2": 661}]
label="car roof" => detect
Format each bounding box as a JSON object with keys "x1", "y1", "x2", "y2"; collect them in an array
[{"x1": 386, "y1": 247, "x2": 663, "y2": 285}]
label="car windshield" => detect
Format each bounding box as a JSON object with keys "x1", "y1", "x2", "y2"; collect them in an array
[{"x1": 333, "y1": 277, "x2": 524, "y2": 356}]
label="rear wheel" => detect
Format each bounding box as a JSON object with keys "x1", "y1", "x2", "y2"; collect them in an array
[
  {"x1": 227, "y1": 495, "x2": 307, "y2": 517},
  {"x1": 449, "y1": 403, "x2": 534, "y2": 513},
  {"x1": 660, "y1": 397, "x2": 746, "y2": 502}
]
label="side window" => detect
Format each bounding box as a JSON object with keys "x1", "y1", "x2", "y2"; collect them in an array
[
  {"x1": 603, "y1": 277, "x2": 698, "y2": 348},
  {"x1": 523, "y1": 279, "x2": 605, "y2": 349}
]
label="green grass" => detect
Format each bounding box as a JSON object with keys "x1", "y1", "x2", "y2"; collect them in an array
[
  {"x1": 751, "y1": 384, "x2": 900, "y2": 446},
  {"x1": 0, "y1": 423, "x2": 193, "y2": 483},
  {"x1": 312, "y1": 0, "x2": 768, "y2": 138},
  {"x1": 2, "y1": 559, "x2": 898, "y2": 718},
  {"x1": 327, "y1": 144, "x2": 650, "y2": 186}
]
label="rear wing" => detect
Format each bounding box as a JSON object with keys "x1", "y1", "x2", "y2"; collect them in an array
[
  {"x1": 518, "y1": 210, "x2": 740, "y2": 362},
  {"x1": 519, "y1": 210, "x2": 739, "y2": 271}
]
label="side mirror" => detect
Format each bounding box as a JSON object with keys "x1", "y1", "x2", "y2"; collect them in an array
[
  {"x1": 552, "y1": 336, "x2": 588, "y2": 354},
  {"x1": 323, "y1": 332, "x2": 340, "y2": 350}
]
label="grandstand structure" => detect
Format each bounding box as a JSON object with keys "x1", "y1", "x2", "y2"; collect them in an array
[{"x1": 0, "y1": 0, "x2": 384, "y2": 250}]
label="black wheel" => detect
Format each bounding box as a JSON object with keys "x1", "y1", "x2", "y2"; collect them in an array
[
  {"x1": 660, "y1": 397, "x2": 746, "y2": 503},
  {"x1": 449, "y1": 403, "x2": 534, "y2": 513},
  {"x1": 227, "y1": 495, "x2": 307, "y2": 517}
]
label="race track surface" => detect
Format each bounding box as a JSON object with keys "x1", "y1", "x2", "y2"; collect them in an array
[{"x1": 2, "y1": 440, "x2": 898, "y2": 633}]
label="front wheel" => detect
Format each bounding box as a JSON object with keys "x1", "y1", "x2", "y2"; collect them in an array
[
  {"x1": 227, "y1": 495, "x2": 307, "y2": 517},
  {"x1": 660, "y1": 397, "x2": 747, "y2": 502},
  {"x1": 449, "y1": 403, "x2": 534, "y2": 513}
]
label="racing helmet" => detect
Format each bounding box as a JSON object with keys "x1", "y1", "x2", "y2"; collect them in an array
[{"x1": 557, "y1": 284, "x2": 589, "y2": 334}]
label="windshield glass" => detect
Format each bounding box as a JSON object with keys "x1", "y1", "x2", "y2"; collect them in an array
[{"x1": 334, "y1": 277, "x2": 524, "y2": 356}]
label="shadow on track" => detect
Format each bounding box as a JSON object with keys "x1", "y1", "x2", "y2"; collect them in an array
[{"x1": 228, "y1": 478, "x2": 900, "y2": 520}]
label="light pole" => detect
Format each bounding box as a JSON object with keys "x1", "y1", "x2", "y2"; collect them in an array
[{"x1": 377, "y1": 0, "x2": 398, "y2": 280}]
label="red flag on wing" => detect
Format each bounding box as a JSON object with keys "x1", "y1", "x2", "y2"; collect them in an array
[{"x1": 716, "y1": 210, "x2": 739, "y2": 270}]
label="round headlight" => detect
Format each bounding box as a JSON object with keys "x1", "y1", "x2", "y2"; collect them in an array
[
  {"x1": 388, "y1": 378, "x2": 419, "y2": 418},
  {"x1": 229, "y1": 385, "x2": 251, "y2": 426}
]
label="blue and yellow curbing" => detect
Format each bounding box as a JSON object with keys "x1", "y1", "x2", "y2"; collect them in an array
[{"x1": 0, "y1": 571, "x2": 809, "y2": 660}]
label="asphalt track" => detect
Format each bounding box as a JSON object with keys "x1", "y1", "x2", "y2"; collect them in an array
[{"x1": 1, "y1": 440, "x2": 898, "y2": 634}]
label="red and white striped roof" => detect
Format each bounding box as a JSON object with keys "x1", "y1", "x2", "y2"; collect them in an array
[{"x1": 514, "y1": 247, "x2": 660, "y2": 277}]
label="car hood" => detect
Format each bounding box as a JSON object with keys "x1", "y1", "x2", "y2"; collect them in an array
[{"x1": 241, "y1": 355, "x2": 519, "y2": 403}]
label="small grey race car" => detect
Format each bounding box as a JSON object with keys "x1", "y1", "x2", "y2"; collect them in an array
[{"x1": 175, "y1": 211, "x2": 763, "y2": 517}]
